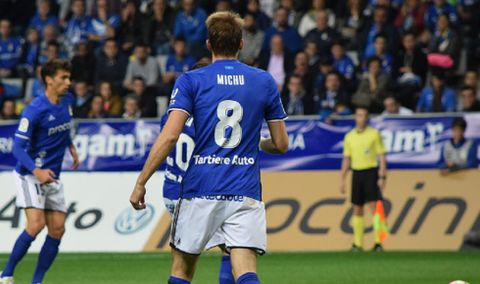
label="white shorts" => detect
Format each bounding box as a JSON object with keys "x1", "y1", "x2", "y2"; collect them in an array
[
  {"x1": 164, "y1": 197, "x2": 226, "y2": 251},
  {"x1": 170, "y1": 195, "x2": 266, "y2": 255},
  {"x1": 14, "y1": 171, "x2": 67, "y2": 213}
]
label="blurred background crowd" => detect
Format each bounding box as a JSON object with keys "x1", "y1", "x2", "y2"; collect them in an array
[{"x1": 1, "y1": 0, "x2": 480, "y2": 120}]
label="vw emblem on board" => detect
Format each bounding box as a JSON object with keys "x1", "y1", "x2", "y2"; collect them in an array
[{"x1": 114, "y1": 204, "x2": 155, "y2": 234}]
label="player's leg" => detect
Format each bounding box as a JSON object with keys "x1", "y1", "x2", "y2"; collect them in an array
[
  {"x1": 222, "y1": 197, "x2": 266, "y2": 284},
  {"x1": 32, "y1": 181, "x2": 67, "y2": 283},
  {"x1": 1, "y1": 173, "x2": 46, "y2": 279},
  {"x1": 165, "y1": 197, "x2": 200, "y2": 283},
  {"x1": 218, "y1": 245, "x2": 234, "y2": 284},
  {"x1": 169, "y1": 248, "x2": 199, "y2": 283},
  {"x1": 1, "y1": 209, "x2": 44, "y2": 279},
  {"x1": 31, "y1": 210, "x2": 65, "y2": 283},
  {"x1": 168, "y1": 197, "x2": 224, "y2": 283},
  {"x1": 230, "y1": 248, "x2": 259, "y2": 284},
  {"x1": 351, "y1": 171, "x2": 365, "y2": 251}
]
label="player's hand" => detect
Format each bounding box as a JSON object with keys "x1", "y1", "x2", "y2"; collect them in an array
[
  {"x1": 33, "y1": 168, "x2": 56, "y2": 184},
  {"x1": 339, "y1": 180, "x2": 346, "y2": 194},
  {"x1": 69, "y1": 145, "x2": 80, "y2": 170},
  {"x1": 377, "y1": 178, "x2": 386, "y2": 191},
  {"x1": 130, "y1": 183, "x2": 147, "y2": 210}
]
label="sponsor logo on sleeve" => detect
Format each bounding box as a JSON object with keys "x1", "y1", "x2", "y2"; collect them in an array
[{"x1": 18, "y1": 118, "x2": 29, "y2": 133}]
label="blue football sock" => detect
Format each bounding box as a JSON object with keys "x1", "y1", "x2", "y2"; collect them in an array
[
  {"x1": 31, "y1": 235, "x2": 61, "y2": 283},
  {"x1": 168, "y1": 276, "x2": 191, "y2": 284},
  {"x1": 236, "y1": 272, "x2": 260, "y2": 284},
  {"x1": 1, "y1": 230, "x2": 35, "y2": 277},
  {"x1": 219, "y1": 255, "x2": 235, "y2": 284}
]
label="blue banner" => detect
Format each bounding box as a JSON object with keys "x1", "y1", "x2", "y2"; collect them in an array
[{"x1": 1, "y1": 114, "x2": 478, "y2": 171}]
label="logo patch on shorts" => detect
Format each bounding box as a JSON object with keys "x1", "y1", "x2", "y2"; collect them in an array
[{"x1": 18, "y1": 118, "x2": 29, "y2": 133}]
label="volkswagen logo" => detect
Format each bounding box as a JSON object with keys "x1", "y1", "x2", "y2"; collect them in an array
[{"x1": 114, "y1": 204, "x2": 155, "y2": 234}]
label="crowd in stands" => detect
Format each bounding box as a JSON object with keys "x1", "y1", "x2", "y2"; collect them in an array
[{"x1": 1, "y1": 0, "x2": 480, "y2": 120}]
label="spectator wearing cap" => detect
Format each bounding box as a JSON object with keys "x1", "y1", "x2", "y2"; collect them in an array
[
  {"x1": 439, "y1": 117, "x2": 478, "y2": 176},
  {"x1": 239, "y1": 13, "x2": 265, "y2": 66},
  {"x1": 174, "y1": 0, "x2": 208, "y2": 59},
  {"x1": 0, "y1": 19, "x2": 22, "y2": 78},
  {"x1": 425, "y1": 0, "x2": 457, "y2": 32},
  {"x1": 459, "y1": 86, "x2": 480, "y2": 112},
  {"x1": 305, "y1": 10, "x2": 340, "y2": 57},
  {"x1": 416, "y1": 72, "x2": 456, "y2": 113},
  {"x1": 123, "y1": 42, "x2": 162, "y2": 91},
  {"x1": 259, "y1": 34, "x2": 294, "y2": 90},
  {"x1": 29, "y1": 0, "x2": 59, "y2": 37},
  {"x1": 94, "y1": 39, "x2": 128, "y2": 92},
  {"x1": 382, "y1": 95, "x2": 413, "y2": 116},
  {"x1": 263, "y1": 6, "x2": 302, "y2": 54}
]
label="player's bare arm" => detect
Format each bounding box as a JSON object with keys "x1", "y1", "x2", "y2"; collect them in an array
[
  {"x1": 260, "y1": 121, "x2": 288, "y2": 154},
  {"x1": 377, "y1": 153, "x2": 387, "y2": 191},
  {"x1": 339, "y1": 157, "x2": 350, "y2": 194},
  {"x1": 69, "y1": 144, "x2": 79, "y2": 170},
  {"x1": 130, "y1": 110, "x2": 188, "y2": 210}
]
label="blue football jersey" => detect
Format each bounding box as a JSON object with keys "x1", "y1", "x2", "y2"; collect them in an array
[
  {"x1": 168, "y1": 59, "x2": 287, "y2": 200},
  {"x1": 161, "y1": 113, "x2": 196, "y2": 200},
  {"x1": 14, "y1": 92, "x2": 74, "y2": 177}
]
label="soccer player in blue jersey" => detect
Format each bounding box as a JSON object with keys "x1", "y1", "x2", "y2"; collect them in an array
[
  {"x1": 130, "y1": 11, "x2": 289, "y2": 284},
  {"x1": 161, "y1": 97, "x2": 235, "y2": 283},
  {"x1": 0, "y1": 60, "x2": 79, "y2": 284}
]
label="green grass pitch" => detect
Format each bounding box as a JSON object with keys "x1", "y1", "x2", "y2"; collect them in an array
[{"x1": 1, "y1": 251, "x2": 479, "y2": 283}]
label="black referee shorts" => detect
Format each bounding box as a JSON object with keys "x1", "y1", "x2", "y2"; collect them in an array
[{"x1": 351, "y1": 168, "x2": 382, "y2": 205}]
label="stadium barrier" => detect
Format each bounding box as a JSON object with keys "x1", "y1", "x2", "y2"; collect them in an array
[{"x1": 1, "y1": 114, "x2": 479, "y2": 252}]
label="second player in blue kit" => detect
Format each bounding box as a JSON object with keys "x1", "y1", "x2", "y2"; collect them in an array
[{"x1": 0, "y1": 59, "x2": 79, "y2": 284}]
